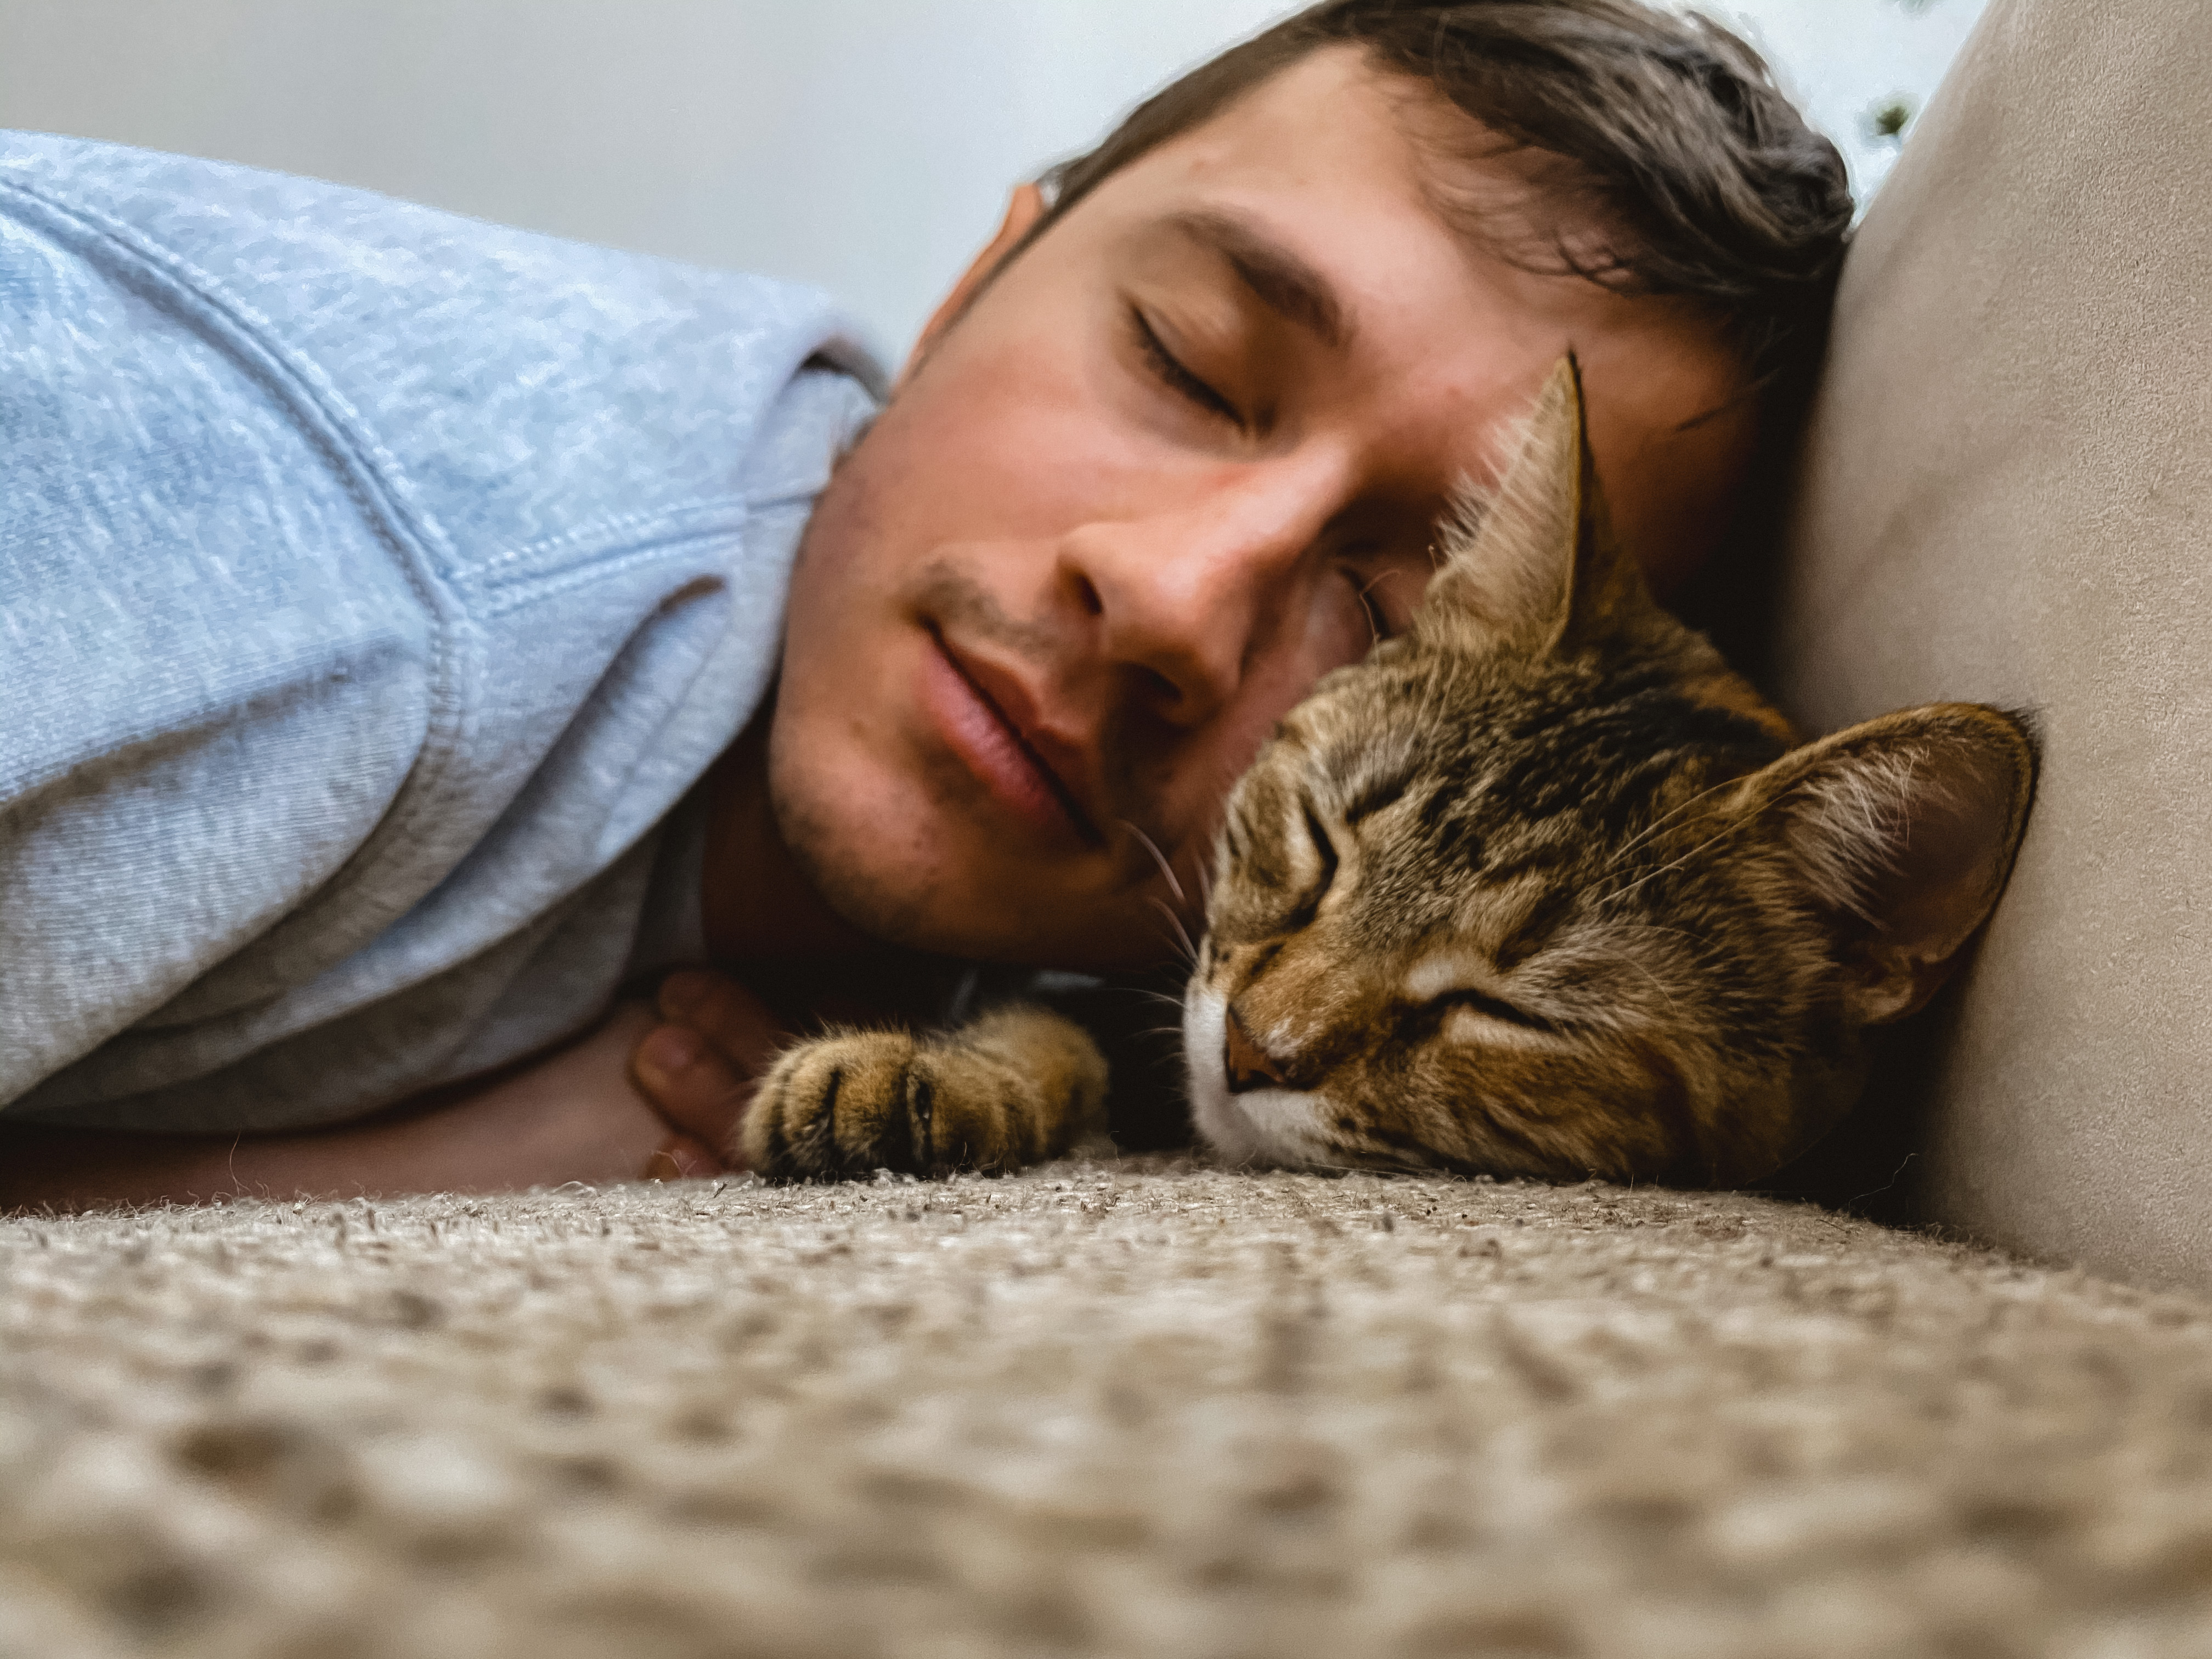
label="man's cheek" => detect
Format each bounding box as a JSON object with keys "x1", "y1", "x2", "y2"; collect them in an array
[
  {"x1": 787, "y1": 486, "x2": 887, "y2": 619},
  {"x1": 905, "y1": 366, "x2": 1180, "y2": 540}
]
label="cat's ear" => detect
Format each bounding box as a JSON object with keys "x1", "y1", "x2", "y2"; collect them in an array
[
  {"x1": 1734, "y1": 704, "x2": 2036, "y2": 1026},
  {"x1": 1413, "y1": 354, "x2": 1648, "y2": 658}
]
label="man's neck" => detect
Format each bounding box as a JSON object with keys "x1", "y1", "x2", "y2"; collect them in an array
[
  {"x1": 698, "y1": 709, "x2": 880, "y2": 967},
  {"x1": 697, "y1": 710, "x2": 965, "y2": 1029}
]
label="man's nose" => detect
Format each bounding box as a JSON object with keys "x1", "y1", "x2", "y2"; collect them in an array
[{"x1": 1056, "y1": 464, "x2": 1342, "y2": 729}]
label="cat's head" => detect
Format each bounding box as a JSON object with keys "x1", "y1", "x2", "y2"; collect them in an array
[{"x1": 1183, "y1": 358, "x2": 2034, "y2": 1187}]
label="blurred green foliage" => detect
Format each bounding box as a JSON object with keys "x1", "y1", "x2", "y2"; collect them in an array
[{"x1": 1865, "y1": 94, "x2": 1918, "y2": 143}]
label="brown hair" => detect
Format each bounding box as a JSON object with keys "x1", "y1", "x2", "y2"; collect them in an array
[{"x1": 1018, "y1": 0, "x2": 1852, "y2": 403}]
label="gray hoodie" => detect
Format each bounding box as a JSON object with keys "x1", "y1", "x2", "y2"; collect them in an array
[{"x1": 0, "y1": 133, "x2": 879, "y2": 1131}]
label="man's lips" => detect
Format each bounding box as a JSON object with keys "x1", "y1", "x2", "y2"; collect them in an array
[{"x1": 923, "y1": 630, "x2": 1104, "y2": 847}]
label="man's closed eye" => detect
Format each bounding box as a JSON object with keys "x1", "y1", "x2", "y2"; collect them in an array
[{"x1": 1126, "y1": 303, "x2": 1243, "y2": 428}]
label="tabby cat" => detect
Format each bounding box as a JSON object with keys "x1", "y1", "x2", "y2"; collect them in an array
[{"x1": 741, "y1": 359, "x2": 2034, "y2": 1188}]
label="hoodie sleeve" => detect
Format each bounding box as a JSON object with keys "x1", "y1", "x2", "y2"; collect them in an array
[{"x1": 0, "y1": 149, "x2": 442, "y2": 1108}]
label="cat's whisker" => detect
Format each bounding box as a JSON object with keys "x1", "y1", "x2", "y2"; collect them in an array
[
  {"x1": 1583, "y1": 945, "x2": 1684, "y2": 1018},
  {"x1": 1355, "y1": 571, "x2": 1400, "y2": 651},
  {"x1": 1600, "y1": 918, "x2": 1712, "y2": 951},
  {"x1": 1592, "y1": 768, "x2": 1849, "y2": 913},
  {"x1": 1592, "y1": 771, "x2": 1750, "y2": 881},
  {"x1": 1144, "y1": 896, "x2": 1199, "y2": 965},
  {"x1": 1171, "y1": 837, "x2": 1215, "y2": 919},
  {"x1": 1587, "y1": 816, "x2": 1758, "y2": 912},
  {"x1": 1118, "y1": 819, "x2": 1186, "y2": 907}
]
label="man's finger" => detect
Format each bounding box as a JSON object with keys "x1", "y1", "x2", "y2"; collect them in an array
[
  {"x1": 630, "y1": 1023, "x2": 754, "y2": 1149},
  {"x1": 657, "y1": 970, "x2": 785, "y2": 1074}
]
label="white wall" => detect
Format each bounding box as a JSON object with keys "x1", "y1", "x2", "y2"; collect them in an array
[
  {"x1": 0, "y1": 0, "x2": 1986, "y2": 363},
  {"x1": 1695, "y1": 0, "x2": 1992, "y2": 202}
]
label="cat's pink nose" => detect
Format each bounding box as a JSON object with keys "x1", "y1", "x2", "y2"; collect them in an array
[{"x1": 1224, "y1": 1007, "x2": 1290, "y2": 1093}]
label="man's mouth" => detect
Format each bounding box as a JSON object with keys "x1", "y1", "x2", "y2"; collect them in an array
[{"x1": 923, "y1": 629, "x2": 1104, "y2": 847}]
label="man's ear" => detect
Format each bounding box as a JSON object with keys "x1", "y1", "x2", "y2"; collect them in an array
[
  {"x1": 1413, "y1": 354, "x2": 1649, "y2": 658},
  {"x1": 1734, "y1": 703, "x2": 2038, "y2": 1026},
  {"x1": 898, "y1": 183, "x2": 1049, "y2": 390}
]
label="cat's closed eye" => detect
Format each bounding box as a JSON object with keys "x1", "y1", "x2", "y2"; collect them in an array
[
  {"x1": 1233, "y1": 795, "x2": 1340, "y2": 932},
  {"x1": 1404, "y1": 955, "x2": 1554, "y2": 1037},
  {"x1": 1427, "y1": 987, "x2": 1551, "y2": 1035},
  {"x1": 1291, "y1": 806, "x2": 1337, "y2": 907}
]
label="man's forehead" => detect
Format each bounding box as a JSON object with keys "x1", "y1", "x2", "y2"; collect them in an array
[
  {"x1": 1128, "y1": 46, "x2": 1673, "y2": 338},
  {"x1": 1135, "y1": 47, "x2": 1455, "y2": 227},
  {"x1": 1120, "y1": 61, "x2": 1611, "y2": 325}
]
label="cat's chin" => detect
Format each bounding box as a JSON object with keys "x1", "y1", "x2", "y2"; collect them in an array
[{"x1": 1180, "y1": 984, "x2": 1330, "y2": 1169}]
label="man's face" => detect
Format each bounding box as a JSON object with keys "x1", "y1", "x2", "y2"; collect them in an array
[{"x1": 770, "y1": 46, "x2": 1754, "y2": 970}]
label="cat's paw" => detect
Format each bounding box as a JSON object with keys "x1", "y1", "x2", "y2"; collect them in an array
[
  {"x1": 742, "y1": 1030, "x2": 928, "y2": 1179},
  {"x1": 741, "y1": 1021, "x2": 1098, "y2": 1181}
]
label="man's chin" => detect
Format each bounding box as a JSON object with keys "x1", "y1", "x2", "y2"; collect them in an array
[
  {"x1": 771, "y1": 769, "x2": 1024, "y2": 959},
  {"x1": 782, "y1": 825, "x2": 1155, "y2": 971},
  {"x1": 765, "y1": 742, "x2": 1179, "y2": 971}
]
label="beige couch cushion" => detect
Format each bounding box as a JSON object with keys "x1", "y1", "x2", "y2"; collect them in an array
[{"x1": 1778, "y1": 0, "x2": 2212, "y2": 1286}]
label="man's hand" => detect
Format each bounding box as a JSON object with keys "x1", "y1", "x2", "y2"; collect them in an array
[{"x1": 628, "y1": 970, "x2": 787, "y2": 1175}]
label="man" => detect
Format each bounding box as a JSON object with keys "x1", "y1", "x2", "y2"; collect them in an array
[{"x1": 0, "y1": 0, "x2": 1850, "y2": 1207}]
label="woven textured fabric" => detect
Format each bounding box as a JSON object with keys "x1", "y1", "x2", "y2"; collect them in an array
[{"x1": 1776, "y1": 0, "x2": 2212, "y2": 1284}]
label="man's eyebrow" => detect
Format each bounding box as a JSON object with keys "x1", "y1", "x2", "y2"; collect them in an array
[{"x1": 1165, "y1": 209, "x2": 1352, "y2": 349}]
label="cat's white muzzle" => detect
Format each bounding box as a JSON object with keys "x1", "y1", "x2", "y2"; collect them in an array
[{"x1": 1182, "y1": 983, "x2": 1332, "y2": 1167}]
